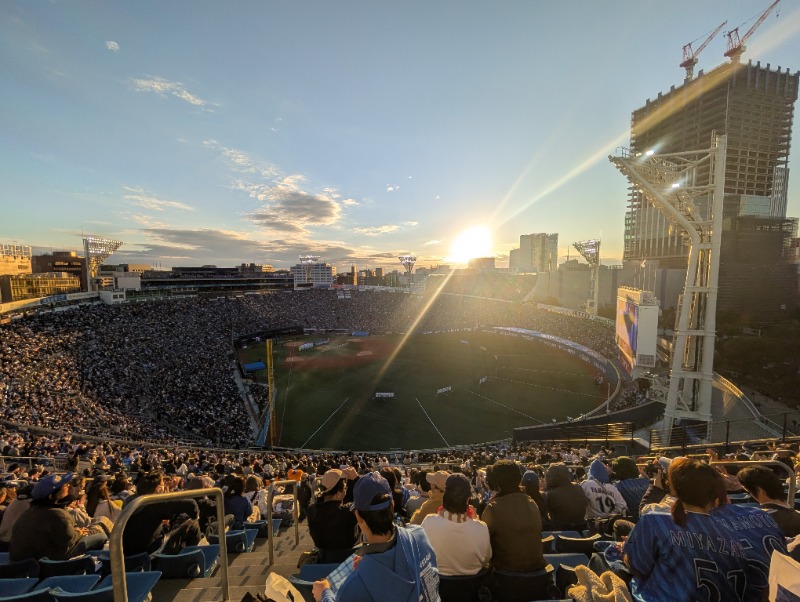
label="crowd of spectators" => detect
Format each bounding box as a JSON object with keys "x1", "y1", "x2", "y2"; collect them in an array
[
  {"x1": 0, "y1": 414, "x2": 797, "y2": 599},
  {"x1": 1, "y1": 289, "x2": 621, "y2": 448}
]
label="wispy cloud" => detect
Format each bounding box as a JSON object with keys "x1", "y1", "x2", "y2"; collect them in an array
[
  {"x1": 354, "y1": 225, "x2": 399, "y2": 236},
  {"x1": 131, "y1": 76, "x2": 216, "y2": 110},
  {"x1": 403, "y1": 221, "x2": 419, "y2": 227},
  {"x1": 203, "y1": 140, "x2": 354, "y2": 236},
  {"x1": 423, "y1": 240, "x2": 442, "y2": 246},
  {"x1": 123, "y1": 186, "x2": 193, "y2": 212},
  {"x1": 106, "y1": 41, "x2": 119, "y2": 52}
]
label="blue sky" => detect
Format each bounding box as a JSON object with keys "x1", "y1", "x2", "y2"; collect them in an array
[{"x1": 2, "y1": 1, "x2": 799, "y2": 272}]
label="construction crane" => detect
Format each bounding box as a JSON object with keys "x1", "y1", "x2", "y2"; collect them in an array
[
  {"x1": 681, "y1": 21, "x2": 727, "y2": 82},
  {"x1": 725, "y1": 0, "x2": 781, "y2": 63}
]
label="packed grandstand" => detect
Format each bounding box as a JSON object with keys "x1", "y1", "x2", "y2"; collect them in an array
[{"x1": 0, "y1": 290, "x2": 798, "y2": 601}]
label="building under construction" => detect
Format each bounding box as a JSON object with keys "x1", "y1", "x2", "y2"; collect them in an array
[{"x1": 623, "y1": 60, "x2": 799, "y2": 320}]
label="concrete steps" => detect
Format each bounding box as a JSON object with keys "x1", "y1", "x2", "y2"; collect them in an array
[{"x1": 153, "y1": 524, "x2": 315, "y2": 601}]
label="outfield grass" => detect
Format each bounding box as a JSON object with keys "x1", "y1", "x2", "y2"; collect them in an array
[{"x1": 239, "y1": 331, "x2": 607, "y2": 450}]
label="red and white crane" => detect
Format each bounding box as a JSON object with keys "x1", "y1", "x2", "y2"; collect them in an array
[
  {"x1": 681, "y1": 20, "x2": 727, "y2": 82},
  {"x1": 725, "y1": 0, "x2": 781, "y2": 63}
]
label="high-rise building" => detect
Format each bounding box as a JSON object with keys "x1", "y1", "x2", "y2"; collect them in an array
[
  {"x1": 509, "y1": 233, "x2": 558, "y2": 272},
  {"x1": 623, "y1": 60, "x2": 799, "y2": 318},
  {"x1": 290, "y1": 261, "x2": 336, "y2": 288}
]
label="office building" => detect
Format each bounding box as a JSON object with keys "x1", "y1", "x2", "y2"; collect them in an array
[{"x1": 509, "y1": 233, "x2": 558, "y2": 272}]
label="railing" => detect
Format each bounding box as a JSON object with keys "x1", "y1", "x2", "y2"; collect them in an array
[
  {"x1": 267, "y1": 479, "x2": 299, "y2": 566},
  {"x1": 109, "y1": 488, "x2": 230, "y2": 602},
  {"x1": 0, "y1": 455, "x2": 56, "y2": 472},
  {"x1": 650, "y1": 412, "x2": 799, "y2": 451}
]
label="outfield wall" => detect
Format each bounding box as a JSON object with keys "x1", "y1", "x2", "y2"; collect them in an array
[{"x1": 487, "y1": 326, "x2": 620, "y2": 409}]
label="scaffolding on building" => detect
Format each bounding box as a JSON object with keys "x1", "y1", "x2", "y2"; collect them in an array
[{"x1": 82, "y1": 236, "x2": 123, "y2": 292}]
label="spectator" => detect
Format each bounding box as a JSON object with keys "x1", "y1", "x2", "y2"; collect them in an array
[
  {"x1": 122, "y1": 471, "x2": 201, "y2": 555},
  {"x1": 520, "y1": 470, "x2": 549, "y2": 523},
  {"x1": 0, "y1": 482, "x2": 32, "y2": 552},
  {"x1": 312, "y1": 472, "x2": 439, "y2": 602},
  {"x1": 481, "y1": 460, "x2": 546, "y2": 572},
  {"x1": 544, "y1": 463, "x2": 587, "y2": 530},
  {"x1": 737, "y1": 465, "x2": 800, "y2": 537},
  {"x1": 624, "y1": 458, "x2": 785, "y2": 602},
  {"x1": 223, "y1": 475, "x2": 253, "y2": 530},
  {"x1": 307, "y1": 469, "x2": 359, "y2": 563},
  {"x1": 421, "y1": 473, "x2": 491, "y2": 576},
  {"x1": 410, "y1": 471, "x2": 448, "y2": 525},
  {"x1": 85, "y1": 475, "x2": 121, "y2": 523},
  {"x1": 581, "y1": 459, "x2": 627, "y2": 520},
  {"x1": 10, "y1": 472, "x2": 107, "y2": 561},
  {"x1": 405, "y1": 470, "x2": 430, "y2": 517},
  {"x1": 611, "y1": 457, "x2": 649, "y2": 521}
]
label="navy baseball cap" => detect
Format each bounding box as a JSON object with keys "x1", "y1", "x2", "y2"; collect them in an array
[
  {"x1": 32, "y1": 472, "x2": 73, "y2": 500},
  {"x1": 351, "y1": 472, "x2": 392, "y2": 512}
]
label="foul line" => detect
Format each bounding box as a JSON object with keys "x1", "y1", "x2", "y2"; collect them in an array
[
  {"x1": 415, "y1": 397, "x2": 450, "y2": 448},
  {"x1": 465, "y1": 389, "x2": 545, "y2": 424},
  {"x1": 301, "y1": 397, "x2": 351, "y2": 448}
]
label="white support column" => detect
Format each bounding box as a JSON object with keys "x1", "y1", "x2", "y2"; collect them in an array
[{"x1": 609, "y1": 135, "x2": 726, "y2": 444}]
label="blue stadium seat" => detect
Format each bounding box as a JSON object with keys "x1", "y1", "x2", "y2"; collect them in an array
[
  {"x1": 93, "y1": 551, "x2": 150, "y2": 578},
  {"x1": 544, "y1": 553, "x2": 590, "y2": 569},
  {"x1": 152, "y1": 545, "x2": 219, "y2": 579},
  {"x1": 52, "y1": 571, "x2": 161, "y2": 602},
  {"x1": 438, "y1": 568, "x2": 489, "y2": 602},
  {"x1": 541, "y1": 530, "x2": 582, "y2": 540},
  {"x1": 0, "y1": 554, "x2": 11, "y2": 566},
  {"x1": 0, "y1": 589, "x2": 54, "y2": 602},
  {"x1": 272, "y1": 518, "x2": 282, "y2": 535},
  {"x1": 33, "y1": 576, "x2": 100, "y2": 594},
  {"x1": 38, "y1": 556, "x2": 97, "y2": 579},
  {"x1": 0, "y1": 579, "x2": 36, "y2": 598},
  {"x1": 0, "y1": 560, "x2": 39, "y2": 580},
  {"x1": 491, "y1": 565, "x2": 555, "y2": 602},
  {"x1": 244, "y1": 520, "x2": 268, "y2": 538},
  {"x1": 555, "y1": 533, "x2": 604, "y2": 555},
  {"x1": 206, "y1": 529, "x2": 257, "y2": 553}
]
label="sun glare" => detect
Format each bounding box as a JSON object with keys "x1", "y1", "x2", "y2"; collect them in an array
[{"x1": 448, "y1": 226, "x2": 493, "y2": 264}]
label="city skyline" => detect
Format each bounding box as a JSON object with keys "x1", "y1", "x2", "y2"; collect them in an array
[{"x1": 2, "y1": 1, "x2": 800, "y2": 272}]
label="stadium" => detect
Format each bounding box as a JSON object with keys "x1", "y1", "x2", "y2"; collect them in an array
[{"x1": 0, "y1": 281, "x2": 798, "y2": 601}]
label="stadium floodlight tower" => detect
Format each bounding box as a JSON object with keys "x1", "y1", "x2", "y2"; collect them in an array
[
  {"x1": 82, "y1": 235, "x2": 123, "y2": 292},
  {"x1": 398, "y1": 255, "x2": 416, "y2": 288},
  {"x1": 609, "y1": 135, "x2": 727, "y2": 443},
  {"x1": 299, "y1": 254, "x2": 320, "y2": 286},
  {"x1": 572, "y1": 239, "x2": 600, "y2": 316}
]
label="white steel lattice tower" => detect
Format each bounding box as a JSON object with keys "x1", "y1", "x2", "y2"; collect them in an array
[
  {"x1": 398, "y1": 255, "x2": 416, "y2": 287},
  {"x1": 299, "y1": 255, "x2": 320, "y2": 285},
  {"x1": 572, "y1": 239, "x2": 600, "y2": 315},
  {"x1": 82, "y1": 236, "x2": 122, "y2": 292},
  {"x1": 609, "y1": 135, "x2": 727, "y2": 442}
]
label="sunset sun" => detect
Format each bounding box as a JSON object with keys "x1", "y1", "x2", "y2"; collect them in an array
[{"x1": 448, "y1": 226, "x2": 493, "y2": 264}]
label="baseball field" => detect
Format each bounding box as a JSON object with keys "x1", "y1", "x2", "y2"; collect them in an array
[{"x1": 239, "y1": 330, "x2": 607, "y2": 451}]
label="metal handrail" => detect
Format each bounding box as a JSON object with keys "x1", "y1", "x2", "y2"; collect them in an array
[
  {"x1": 709, "y1": 460, "x2": 796, "y2": 505},
  {"x1": 267, "y1": 479, "x2": 299, "y2": 565},
  {"x1": 0, "y1": 455, "x2": 56, "y2": 471},
  {"x1": 109, "y1": 488, "x2": 230, "y2": 602}
]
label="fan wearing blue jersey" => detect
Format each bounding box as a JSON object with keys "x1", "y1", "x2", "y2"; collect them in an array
[{"x1": 623, "y1": 458, "x2": 778, "y2": 602}]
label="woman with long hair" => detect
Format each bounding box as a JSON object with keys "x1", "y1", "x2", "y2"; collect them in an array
[
  {"x1": 624, "y1": 457, "x2": 785, "y2": 601},
  {"x1": 85, "y1": 477, "x2": 121, "y2": 523}
]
